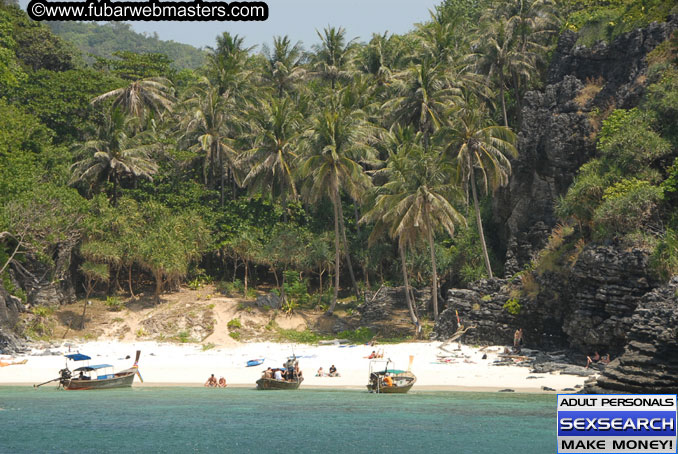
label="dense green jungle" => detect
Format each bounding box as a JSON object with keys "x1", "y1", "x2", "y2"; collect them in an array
[{"x1": 1, "y1": 0, "x2": 677, "y2": 348}]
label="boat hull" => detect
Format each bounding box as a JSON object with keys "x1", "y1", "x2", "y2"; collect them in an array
[
  {"x1": 366, "y1": 372, "x2": 416, "y2": 394},
  {"x1": 66, "y1": 371, "x2": 135, "y2": 390},
  {"x1": 256, "y1": 377, "x2": 303, "y2": 390}
]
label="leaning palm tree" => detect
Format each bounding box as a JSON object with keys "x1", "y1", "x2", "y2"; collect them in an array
[
  {"x1": 311, "y1": 26, "x2": 358, "y2": 90},
  {"x1": 298, "y1": 100, "x2": 374, "y2": 312},
  {"x1": 179, "y1": 77, "x2": 244, "y2": 205},
  {"x1": 446, "y1": 97, "x2": 518, "y2": 278},
  {"x1": 261, "y1": 35, "x2": 306, "y2": 98},
  {"x1": 241, "y1": 95, "x2": 302, "y2": 221},
  {"x1": 70, "y1": 109, "x2": 158, "y2": 204},
  {"x1": 91, "y1": 77, "x2": 175, "y2": 120},
  {"x1": 364, "y1": 128, "x2": 465, "y2": 322}
]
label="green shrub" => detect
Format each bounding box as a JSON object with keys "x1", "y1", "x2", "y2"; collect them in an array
[
  {"x1": 651, "y1": 228, "x2": 678, "y2": 282},
  {"x1": 276, "y1": 328, "x2": 320, "y2": 344},
  {"x1": 217, "y1": 279, "x2": 244, "y2": 296},
  {"x1": 105, "y1": 296, "x2": 125, "y2": 312},
  {"x1": 282, "y1": 271, "x2": 310, "y2": 306},
  {"x1": 597, "y1": 109, "x2": 672, "y2": 180},
  {"x1": 229, "y1": 331, "x2": 241, "y2": 340},
  {"x1": 556, "y1": 160, "x2": 611, "y2": 227},
  {"x1": 1, "y1": 271, "x2": 26, "y2": 303},
  {"x1": 175, "y1": 330, "x2": 192, "y2": 343},
  {"x1": 227, "y1": 318, "x2": 242, "y2": 329},
  {"x1": 593, "y1": 179, "x2": 663, "y2": 238},
  {"x1": 503, "y1": 297, "x2": 521, "y2": 315},
  {"x1": 337, "y1": 327, "x2": 374, "y2": 344}
]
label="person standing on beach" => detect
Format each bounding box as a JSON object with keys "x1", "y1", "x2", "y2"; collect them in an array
[{"x1": 513, "y1": 329, "x2": 523, "y2": 353}]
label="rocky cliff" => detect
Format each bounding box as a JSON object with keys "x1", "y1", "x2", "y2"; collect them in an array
[
  {"x1": 495, "y1": 17, "x2": 678, "y2": 275},
  {"x1": 435, "y1": 245, "x2": 656, "y2": 355},
  {"x1": 584, "y1": 277, "x2": 678, "y2": 394},
  {"x1": 0, "y1": 283, "x2": 24, "y2": 353}
]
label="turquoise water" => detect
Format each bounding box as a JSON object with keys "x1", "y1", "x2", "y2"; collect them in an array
[{"x1": 0, "y1": 387, "x2": 556, "y2": 453}]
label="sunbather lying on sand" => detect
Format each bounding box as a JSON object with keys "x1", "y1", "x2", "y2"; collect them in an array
[{"x1": 0, "y1": 359, "x2": 27, "y2": 367}]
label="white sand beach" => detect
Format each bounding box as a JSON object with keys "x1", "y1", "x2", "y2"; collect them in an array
[{"x1": 0, "y1": 340, "x2": 590, "y2": 392}]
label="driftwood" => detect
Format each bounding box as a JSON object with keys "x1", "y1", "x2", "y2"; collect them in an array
[{"x1": 438, "y1": 325, "x2": 476, "y2": 353}]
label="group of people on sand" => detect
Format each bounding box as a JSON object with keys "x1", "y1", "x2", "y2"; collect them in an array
[
  {"x1": 262, "y1": 357, "x2": 302, "y2": 381},
  {"x1": 367, "y1": 350, "x2": 384, "y2": 359},
  {"x1": 204, "y1": 374, "x2": 227, "y2": 388},
  {"x1": 585, "y1": 352, "x2": 611, "y2": 368},
  {"x1": 316, "y1": 365, "x2": 339, "y2": 377}
]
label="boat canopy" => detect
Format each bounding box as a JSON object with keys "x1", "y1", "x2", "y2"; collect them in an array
[
  {"x1": 65, "y1": 353, "x2": 91, "y2": 361},
  {"x1": 375, "y1": 369, "x2": 407, "y2": 375},
  {"x1": 74, "y1": 364, "x2": 113, "y2": 372}
]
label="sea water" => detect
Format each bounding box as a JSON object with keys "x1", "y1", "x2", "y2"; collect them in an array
[{"x1": 0, "y1": 387, "x2": 555, "y2": 453}]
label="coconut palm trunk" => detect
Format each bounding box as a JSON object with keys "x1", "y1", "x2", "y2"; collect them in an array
[
  {"x1": 499, "y1": 76, "x2": 509, "y2": 128},
  {"x1": 470, "y1": 165, "x2": 493, "y2": 279},
  {"x1": 336, "y1": 197, "x2": 361, "y2": 301},
  {"x1": 128, "y1": 265, "x2": 136, "y2": 298},
  {"x1": 424, "y1": 203, "x2": 440, "y2": 321},
  {"x1": 399, "y1": 242, "x2": 419, "y2": 330},
  {"x1": 328, "y1": 186, "x2": 341, "y2": 314},
  {"x1": 154, "y1": 270, "x2": 163, "y2": 302}
]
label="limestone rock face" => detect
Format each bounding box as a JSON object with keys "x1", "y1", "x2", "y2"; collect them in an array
[
  {"x1": 495, "y1": 17, "x2": 678, "y2": 275},
  {"x1": 0, "y1": 283, "x2": 24, "y2": 353},
  {"x1": 435, "y1": 246, "x2": 655, "y2": 355},
  {"x1": 585, "y1": 277, "x2": 678, "y2": 394},
  {"x1": 434, "y1": 278, "x2": 515, "y2": 345},
  {"x1": 359, "y1": 286, "x2": 431, "y2": 323},
  {"x1": 558, "y1": 246, "x2": 653, "y2": 354}
]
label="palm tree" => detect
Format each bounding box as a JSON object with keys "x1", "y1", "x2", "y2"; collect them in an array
[
  {"x1": 261, "y1": 35, "x2": 306, "y2": 98},
  {"x1": 446, "y1": 98, "x2": 518, "y2": 278},
  {"x1": 91, "y1": 77, "x2": 175, "y2": 120},
  {"x1": 70, "y1": 110, "x2": 158, "y2": 204},
  {"x1": 493, "y1": 0, "x2": 560, "y2": 122},
  {"x1": 358, "y1": 33, "x2": 413, "y2": 90},
  {"x1": 298, "y1": 99, "x2": 374, "y2": 312},
  {"x1": 363, "y1": 128, "x2": 465, "y2": 322},
  {"x1": 179, "y1": 77, "x2": 243, "y2": 205},
  {"x1": 472, "y1": 14, "x2": 538, "y2": 128},
  {"x1": 241, "y1": 95, "x2": 302, "y2": 221},
  {"x1": 205, "y1": 32, "x2": 255, "y2": 96},
  {"x1": 312, "y1": 26, "x2": 358, "y2": 90},
  {"x1": 383, "y1": 59, "x2": 460, "y2": 140}
]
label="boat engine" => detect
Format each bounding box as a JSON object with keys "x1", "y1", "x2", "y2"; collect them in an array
[{"x1": 58, "y1": 367, "x2": 72, "y2": 386}]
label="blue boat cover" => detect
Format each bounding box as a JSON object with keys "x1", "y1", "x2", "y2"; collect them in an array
[
  {"x1": 74, "y1": 364, "x2": 112, "y2": 372},
  {"x1": 65, "y1": 353, "x2": 91, "y2": 361}
]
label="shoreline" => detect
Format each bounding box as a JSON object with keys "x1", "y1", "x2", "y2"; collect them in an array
[
  {"x1": 0, "y1": 382, "x2": 561, "y2": 393},
  {"x1": 0, "y1": 340, "x2": 592, "y2": 393}
]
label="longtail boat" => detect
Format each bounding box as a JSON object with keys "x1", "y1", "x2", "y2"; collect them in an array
[
  {"x1": 256, "y1": 376, "x2": 304, "y2": 390},
  {"x1": 34, "y1": 351, "x2": 143, "y2": 390},
  {"x1": 63, "y1": 350, "x2": 142, "y2": 390},
  {"x1": 256, "y1": 356, "x2": 302, "y2": 390},
  {"x1": 366, "y1": 358, "x2": 416, "y2": 394}
]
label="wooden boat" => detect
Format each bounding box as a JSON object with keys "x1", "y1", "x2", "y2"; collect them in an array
[
  {"x1": 256, "y1": 356, "x2": 302, "y2": 390},
  {"x1": 366, "y1": 358, "x2": 416, "y2": 394},
  {"x1": 55, "y1": 351, "x2": 142, "y2": 390},
  {"x1": 256, "y1": 376, "x2": 304, "y2": 390}
]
